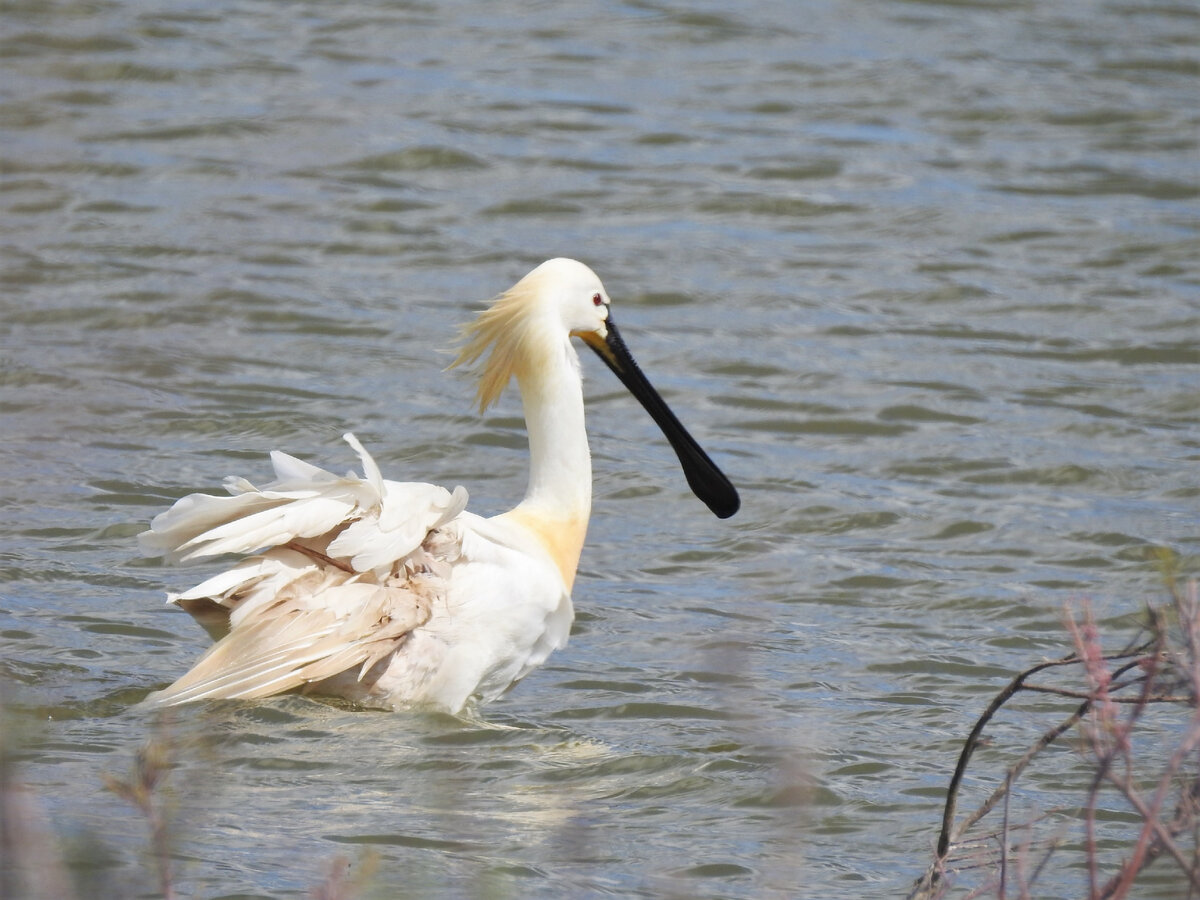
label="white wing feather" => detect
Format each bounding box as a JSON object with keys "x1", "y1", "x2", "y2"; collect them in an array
[
  {"x1": 138, "y1": 434, "x2": 467, "y2": 569},
  {"x1": 141, "y1": 434, "x2": 471, "y2": 706},
  {"x1": 330, "y1": 482, "x2": 468, "y2": 573}
]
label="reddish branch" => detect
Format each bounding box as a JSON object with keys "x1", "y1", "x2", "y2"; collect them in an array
[{"x1": 910, "y1": 575, "x2": 1200, "y2": 900}]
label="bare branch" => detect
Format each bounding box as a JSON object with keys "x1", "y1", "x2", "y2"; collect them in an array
[{"x1": 910, "y1": 575, "x2": 1199, "y2": 900}]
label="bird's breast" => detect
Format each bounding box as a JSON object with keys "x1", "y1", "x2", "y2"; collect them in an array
[{"x1": 497, "y1": 508, "x2": 589, "y2": 592}]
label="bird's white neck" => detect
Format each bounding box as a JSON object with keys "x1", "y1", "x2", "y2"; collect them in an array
[
  {"x1": 500, "y1": 336, "x2": 592, "y2": 590},
  {"x1": 515, "y1": 338, "x2": 592, "y2": 518}
]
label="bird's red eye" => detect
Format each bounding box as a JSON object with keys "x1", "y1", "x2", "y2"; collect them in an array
[{"x1": 592, "y1": 292, "x2": 603, "y2": 306}]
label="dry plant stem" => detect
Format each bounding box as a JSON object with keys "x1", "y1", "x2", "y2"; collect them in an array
[
  {"x1": 1118, "y1": 772, "x2": 1200, "y2": 894},
  {"x1": 935, "y1": 648, "x2": 1153, "y2": 861},
  {"x1": 1019, "y1": 682, "x2": 1190, "y2": 704},
  {"x1": 148, "y1": 790, "x2": 174, "y2": 900},
  {"x1": 956, "y1": 699, "x2": 1090, "y2": 842},
  {"x1": 1098, "y1": 770, "x2": 1200, "y2": 898},
  {"x1": 935, "y1": 657, "x2": 1070, "y2": 861},
  {"x1": 1177, "y1": 582, "x2": 1200, "y2": 683},
  {"x1": 1098, "y1": 738, "x2": 1200, "y2": 889},
  {"x1": 1026, "y1": 829, "x2": 1063, "y2": 897},
  {"x1": 1098, "y1": 692, "x2": 1200, "y2": 894},
  {"x1": 913, "y1": 576, "x2": 1198, "y2": 899},
  {"x1": 999, "y1": 771, "x2": 1011, "y2": 899},
  {"x1": 908, "y1": 677, "x2": 1085, "y2": 897},
  {"x1": 910, "y1": 644, "x2": 1156, "y2": 900},
  {"x1": 1072, "y1": 595, "x2": 1200, "y2": 898},
  {"x1": 1068, "y1": 604, "x2": 1164, "y2": 900},
  {"x1": 105, "y1": 736, "x2": 176, "y2": 900}
]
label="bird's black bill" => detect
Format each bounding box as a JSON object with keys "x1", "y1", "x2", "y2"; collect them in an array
[{"x1": 586, "y1": 317, "x2": 740, "y2": 519}]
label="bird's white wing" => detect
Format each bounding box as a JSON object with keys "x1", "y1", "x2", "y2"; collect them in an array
[
  {"x1": 328, "y1": 480, "x2": 468, "y2": 574},
  {"x1": 138, "y1": 433, "x2": 468, "y2": 574},
  {"x1": 141, "y1": 434, "x2": 472, "y2": 707},
  {"x1": 139, "y1": 454, "x2": 370, "y2": 564},
  {"x1": 144, "y1": 564, "x2": 437, "y2": 706}
]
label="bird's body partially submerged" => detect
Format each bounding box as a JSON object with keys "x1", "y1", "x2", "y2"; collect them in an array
[{"x1": 141, "y1": 258, "x2": 737, "y2": 713}]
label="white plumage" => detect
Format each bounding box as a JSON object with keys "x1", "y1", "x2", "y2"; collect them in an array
[{"x1": 141, "y1": 259, "x2": 738, "y2": 713}]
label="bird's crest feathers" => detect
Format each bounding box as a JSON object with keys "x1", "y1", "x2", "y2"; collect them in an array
[{"x1": 450, "y1": 268, "x2": 554, "y2": 412}]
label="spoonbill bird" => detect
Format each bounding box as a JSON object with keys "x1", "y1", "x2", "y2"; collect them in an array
[{"x1": 140, "y1": 258, "x2": 739, "y2": 712}]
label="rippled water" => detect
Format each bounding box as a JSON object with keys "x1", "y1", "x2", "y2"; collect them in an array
[{"x1": 2, "y1": 1, "x2": 1197, "y2": 897}]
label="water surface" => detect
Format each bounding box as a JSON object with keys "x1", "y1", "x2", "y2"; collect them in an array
[{"x1": 2, "y1": 1, "x2": 1197, "y2": 897}]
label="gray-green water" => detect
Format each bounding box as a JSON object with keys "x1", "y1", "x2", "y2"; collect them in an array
[{"x1": 2, "y1": 1, "x2": 1197, "y2": 897}]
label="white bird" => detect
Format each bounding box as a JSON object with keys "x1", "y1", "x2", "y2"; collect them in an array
[{"x1": 139, "y1": 258, "x2": 738, "y2": 713}]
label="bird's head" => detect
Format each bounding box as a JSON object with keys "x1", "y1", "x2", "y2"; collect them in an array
[{"x1": 452, "y1": 258, "x2": 739, "y2": 519}]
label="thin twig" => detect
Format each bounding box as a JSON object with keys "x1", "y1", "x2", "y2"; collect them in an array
[
  {"x1": 1019, "y1": 682, "x2": 1188, "y2": 703},
  {"x1": 955, "y1": 700, "x2": 1090, "y2": 840}
]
